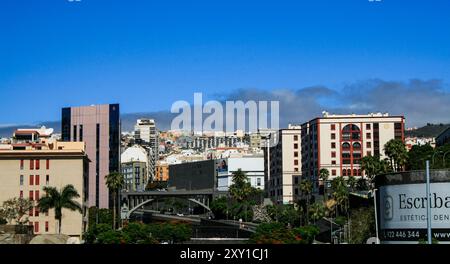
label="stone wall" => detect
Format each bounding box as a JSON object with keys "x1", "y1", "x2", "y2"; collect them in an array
[{"x1": 0, "y1": 225, "x2": 34, "y2": 244}]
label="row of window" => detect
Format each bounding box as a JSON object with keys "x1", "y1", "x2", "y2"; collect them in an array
[
  {"x1": 28, "y1": 206, "x2": 48, "y2": 217},
  {"x1": 330, "y1": 124, "x2": 372, "y2": 131},
  {"x1": 19, "y1": 190, "x2": 40, "y2": 201},
  {"x1": 331, "y1": 132, "x2": 372, "y2": 140},
  {"x1": 29, "y1": 221, "x2": 49, "y2": 233},
  {"x1": 20, "y1": 159, "x2": 50, "y2": 170},
  {"x1": 19, "y1": 175, "x2": 50, "y2": 186}
]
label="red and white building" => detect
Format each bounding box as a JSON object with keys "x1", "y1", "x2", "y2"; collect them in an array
[{"x1": 301, "y1": 112, "x2": 405, "y2": 191}]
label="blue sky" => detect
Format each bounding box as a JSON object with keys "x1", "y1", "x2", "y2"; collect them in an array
[{"x1": 0, "y1": 0, "x2": 449, "y2": 125}]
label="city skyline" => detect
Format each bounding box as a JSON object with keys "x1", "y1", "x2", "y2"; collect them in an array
[{"x1": 1, "y1": 0, "x2": 449, "y2": 127}]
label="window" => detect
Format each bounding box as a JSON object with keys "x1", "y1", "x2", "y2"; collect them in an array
[
  {"x1": 20, "y1": 175, "x2": 24, "y2": 186},
  {"x1": 353, "y1": 142, "x2": 361, "y2": 149},
  {"x1": 46, "y1": 159, "x2": 50, "y2": 170},
  {"x1": 29, "y1": 175, "x2": 34, "y2": 186},
  {"x1": 294, "y1": 177, "x2": 299, "y2": 184},
  {"x1": 366, "y1": 133, "x2": 371, "y2": 139},
  {"x1": 331, "y1": 152, "x2": 336, "y2": 158},
  {"x1": 29, "y1": 191, "x2": 33, "y2": 201},
  {"x1": 294, "y1": 168, "x2": 299, "y2": 172},
  {"x1": 331, "y1": 124, "x2": 336, "y2": 130},
  {"x1": 30, "y1": 159, "x2": 34, "y2": 170},
  {"x1": 342, "y1": 169, "x2": 347, "y2": 176},
  {"x1": 395, "y1": 122, "x2": 402, "y2": 129},
  {"x1": 342, "y1": 142, "x2": 351, "y2": 149},
  {"x1": 331, "y1": 142, "x2": 336, "y2": 149},
  {"x1": 35, "y1": 191, "x2": 39, "y2": 200},
  {"x1": 257, "y1": 178, "x2": 261, "y2": 186},
  {"x1": 294, "y1": 152, "x2": 298, "y2": 157},
  {"x1": 34, "y1": 222, "x2": 39, "y2": 233},
  {"x1": 35, "y1": 159, "x2": 40, "y2": 170},
  {"x1": 294, "y1": 143, "x2": 298, "y2": 149},
  {"x1": 19, "y1": 191, "x2": 23, "y2": 198},
  {"x1": 35, "y1": 175, "x2": 40, "y2": 185},
  {"x1": 366, "y1": 142, "x2": 372, "y2": 148},
  {"x1": 35, "y1": 207, "x2": 39, "y2": 217},
  {"x1": 331, "y1": 133, "x2": 336, "y2": 140},
  {"x1": 353, "y1": 169, "x2": 358, "y2": 176},
  {"x1": 20, "y1": 160, "x2": 24, "y2": 170},
  {"x1": 366, "y1": 124, "x2": 371, "y2": 130},
  {"x1": 46, "y1": 175, "x2": 49, "y2": 185},
  {"x1": 294, "y1": 135, "x2": 298, "y2": 141},
  {"x1": 332, "y1": 160, "x2": 336, "y2": 165},
  {"x1": 45, "y1": 222, "x2": 49, "y2": 232},
  {"x1": 332, "y1": 170, "x2": 336, "y2": 176},
  {"x1": 29, "y1": 208, "x2": 33, "y2": 217},
  {"x1": 294, "y1": 160, "x2": 299, "y2": 165}
]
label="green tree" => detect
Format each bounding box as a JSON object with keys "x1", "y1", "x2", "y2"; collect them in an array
[
  {"x1": 308, "y1": 202, "x2": 325, "y2": 224},
  {"x1": 299, "y1": 179, "x2": 313, "y2": 223},
  {"x1": 330, "y1": 177, "x2": 349, "y2": 216},
  {"x1": 249, "y1": 222, "x2": 319, "y2": 244},
  {"x1": 210, "y1": 197, "x2": 228, "y2": 219},
  {"x1": 0, "y1": 197, "x2": 33, "y2": 225},
  {"x1": 384, "y1": 139, "x2": 408, "y2": 172},
  {"x1": 347, "y1": 175, "x2": 357, "y2": 192},
  {"x1": 229, "y1": 169, "x2": 255, "y2": 202},
  {"x1": 105, "y1": 172, "x2": 124, "y2": 230},
  {"x1": 349, "y1": 207, "x2": 375, "y2": 244},
  {"x1": 38, "y1": 185, "x2": 82, "y2": 234},
  {"x1": 319, "y1": 168, "x2": 330, "y2": 200},
  {"x1": 406, "y1": 144, "x2": 434, "y2": 170}
]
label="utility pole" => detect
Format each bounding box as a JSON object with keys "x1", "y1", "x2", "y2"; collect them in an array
[{"x1": 426, "y1": 160, "x2": 432, "y2": 244}]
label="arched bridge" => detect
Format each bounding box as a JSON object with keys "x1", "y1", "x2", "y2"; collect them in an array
[{"x1": 121, "y1": 189, "x2": 224, "y2": 218}]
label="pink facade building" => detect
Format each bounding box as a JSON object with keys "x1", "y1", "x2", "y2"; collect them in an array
[{"x1": 62, "y1": 104, "x2": 120, "y2": 209}]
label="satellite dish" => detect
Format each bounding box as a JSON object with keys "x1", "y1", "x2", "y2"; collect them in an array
[{"x1": 366, "y1": 237, "x2": 380, "y2": 244}]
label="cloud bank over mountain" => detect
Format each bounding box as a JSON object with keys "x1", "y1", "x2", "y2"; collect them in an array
[{"x1": 0, "y1": 79, "x2": 449, "y2": 137}]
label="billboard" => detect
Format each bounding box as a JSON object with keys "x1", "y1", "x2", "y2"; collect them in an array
[
  {"x1": 216, "y1": 158, "x2": 228, "y2": 175},
  {"x1": 379, "y1": 182, "x2": 450, "y2": 243}
]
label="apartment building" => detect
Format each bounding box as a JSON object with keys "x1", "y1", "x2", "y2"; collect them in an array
[
  {"x1": 301, "y1": 112, "x2": 405, "y2": 191},
  {"x1": 120, "y1": 145, "x2": 149, "y2": 192},
  {"x1": 134, "y1": 119, "x2": 158, "y2": 180},
  {"x1": 264, "y1": 125, "x2": 301, "y2": 204},
  {"x1": 0, "y1": 128, "x2": 89, "y2": 238}
]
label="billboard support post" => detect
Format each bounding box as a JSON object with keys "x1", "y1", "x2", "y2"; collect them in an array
[
  {"x1": 373, "y1": 188, "x2": 379, "y2": 244},
  {"x1": 426, "y1": 160, "x2": 432, "y2": 245}
]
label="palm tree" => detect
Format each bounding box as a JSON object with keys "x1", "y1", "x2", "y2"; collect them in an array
[
  {"x1": 38, "y1": 185, "x2": 82, "y2": 234},
  {"x1": 347, "y1": 175, "x2": 357, "y2": 192},
  {"x1": 105, "y1": 172, "x2": 124, "y2": 230},
  {"x1": 384, "y1": 139, "x2": 408, "y2": 172},
  {"x1": 229, "y1": 169, "x2": 254, "y2": 202},
  {"x1": 361, "y1": 155, "x2": 378, "y2": 182},
  {"x1": 319, "y1": 168, "x2": 330, "y2": 201},
  {"x1": 300, "y1": 179, "x2": 313, "y2": 224},
  {"x1": 309, "y1": 202, "x2": 325, "y2": 224}
]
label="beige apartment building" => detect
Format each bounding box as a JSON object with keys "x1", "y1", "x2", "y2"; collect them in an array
[
  {"x1": 264, "y1": 125, "x2": 301, "y2": 204},
  {"x1": 0, "y1": 128, "x2": 89, "y2": 238},
  {"x1": 301, "y1": 112, "x2": 405, "y2": 191}
]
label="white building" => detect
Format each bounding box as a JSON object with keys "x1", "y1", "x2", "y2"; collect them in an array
[
  {"x1": 264, "y1": 125, "x2": 301, "y2": 204},
  {"x1": 121, "y1": 145, "x2": 149, "y2": 191},
  {"x1": 134, "y1": 119, "x2": 158, "y2": 180},
  {"x1": 216, "y1": 157, "x2": 265, "y2": 192}
]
